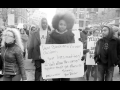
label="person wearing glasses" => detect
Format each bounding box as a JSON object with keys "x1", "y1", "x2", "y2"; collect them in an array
[{"x1": 1, "y1": 28, "x2": 27, "y2": 81}]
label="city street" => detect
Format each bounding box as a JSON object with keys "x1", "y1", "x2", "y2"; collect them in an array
[
  {"x1": 0, "y1": 58, "x2": 120, "y2": 81},
  {"x1": 24, "y1": 59, "x2": 120, "y2": 81}
]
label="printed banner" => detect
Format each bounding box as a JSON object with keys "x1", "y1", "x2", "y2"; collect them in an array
[
  {"x1": 86, "y1": 36, "x2": 101, "y2": 65},
  {"x1": 40, "y1": 43, "x2": 84, "y2": 79}
]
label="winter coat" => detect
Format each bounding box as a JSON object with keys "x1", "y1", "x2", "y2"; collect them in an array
[
  {"x1": 1, "y1": 44, "x2": 27, "y2": 80},
  {"x1": 94, "y1": 25, "x2": 120, "y2": 67},
  {"x1": 28, "y1": 30, "x2": 49, "y2": 60},
  {"x1": 21, "y1": 33, "x2": 28, "y2": 50},
  {"x1": 47, "y1": 30, "x2": 75, "y2": 44}
]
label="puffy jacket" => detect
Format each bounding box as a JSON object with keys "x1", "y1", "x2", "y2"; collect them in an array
[{"x1": 1, "y1": 44, "x2": 27, "y2": 80}]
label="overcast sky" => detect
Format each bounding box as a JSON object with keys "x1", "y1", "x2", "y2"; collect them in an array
[{"x1": 39, "y1": 8, "x2": 57, "y2": 26}]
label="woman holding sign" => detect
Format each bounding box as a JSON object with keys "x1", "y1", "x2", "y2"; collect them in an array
[
  {"x1": 94, "y1": 25, "x2": 120, "y2": 81},
  {"x1": 47, "y1": 12, "x2": 75, "y2": 81}
]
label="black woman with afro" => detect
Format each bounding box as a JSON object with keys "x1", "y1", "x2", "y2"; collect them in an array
[{"x1": 47, "y1": 12, "x2": 75, "y2": 81}]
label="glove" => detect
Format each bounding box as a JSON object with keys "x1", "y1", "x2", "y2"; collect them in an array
[
  {"x1": 81, "y1": 55, "x2": 85, "y2": 61},
  {"x1": 40, "y1": 59, "x2": 45, "y2": 63},
  {"x1": 83, "y1": 49, "x2": 89, "y2": 54}
]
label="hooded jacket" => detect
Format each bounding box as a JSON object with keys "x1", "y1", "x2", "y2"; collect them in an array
[{"x1": 94, "y1": 25, "x2": 120, "y2": 67}]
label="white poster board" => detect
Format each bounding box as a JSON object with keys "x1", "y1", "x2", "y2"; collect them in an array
[
  {"x1": 86, "y1": 36, "x2": 101, "y2": 65},
  {"x1": 8, "y1": 14, "x2": 15, "y2": 25},
  {"x1": 40, "y1": 43, "x2": 84, "y2": 79},
  {"x1": 72, "y1": 24, "x2": 80, "y2": 43}
]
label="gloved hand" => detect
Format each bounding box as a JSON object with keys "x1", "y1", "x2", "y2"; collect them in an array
[
  {"x1": 81, "y1": 55, "x2": 85, "y2": 61},
  {"x1": 83, "y1": 49, "x2": 89, "y2": 55},
  {"x1": 40, "y1": 59, "x2": 45, "y2": 63}
]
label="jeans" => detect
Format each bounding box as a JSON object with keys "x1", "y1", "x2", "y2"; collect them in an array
[
  {"x1": 34, "y1": 60, "x2": 42, "y2": 81},
  {"x1": 97, "y1": 64, "x2": 114, "y2": 81},
  {"x1": 86, "y1": 65, "x2": 98, "y2": 81}
]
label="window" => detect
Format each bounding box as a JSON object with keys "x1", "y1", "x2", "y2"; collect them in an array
[
  {"x1": 86, "y1": 13, "x2": 90, "y2": 19},
  {"x1": 79, "y1": 20, "x2": 84, "y2": 27},
  {"x1": 86, "y1": 21, "x2": 90, "y2": 26},
  {"x1": 79, "y1": 12, "x2": 84, "y2": 19},
  {"x1": 116, "y1": 10, "x2": 120, "y2": 17}
]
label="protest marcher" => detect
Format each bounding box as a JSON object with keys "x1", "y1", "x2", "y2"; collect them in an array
[
  {"x1": 20, "y1": 28, "x2": 28, "y2": 59},
  {"x1": 28, "y1": 17, "x2": 49, "y2": 81},
  {"x1": 112, "y1": 26, "x2": 120, "y2": 74},
  {"x1": 27, "y1": 25, "x2": 37, "y2": 63},
  {"x1": 47, "y1": 12, "x2": 75, "y2": 81},
  {"x1": 1, "y1": 28, "x2": 27, "y2": 81},
  {"x1": 0, "y1": 27, "x2": 3, "y2": 77},
  {"x1": 85, "y1": 29, "x2": 99, "y2": 81},
  {"x1": 23, "y1": 24, "x2": 29, "y2": 36},
  {"x1": 94, "y1": 25, "x2": 120, "y2": 81},
  {"x1": 17, "y1": 24, "x2": 28, "y2": 59}
]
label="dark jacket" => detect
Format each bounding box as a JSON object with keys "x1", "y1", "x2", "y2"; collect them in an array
[
  {"x1": 94, "y1": 26, "x2": 120, "y2": 67},
  {"x1": 1, "y1": 44, "x2": 27, "y2": 80},
  {"x1": 47, "y1": 30, "x2": 75, "y2": 44},
  {"x1": 28, "y1": 30, "x2": 49, "y2": 60}
]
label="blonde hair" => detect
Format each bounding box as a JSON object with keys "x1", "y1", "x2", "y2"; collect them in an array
[{"x1": 1, "y1": 28, "x2": 24, "y2": 52}]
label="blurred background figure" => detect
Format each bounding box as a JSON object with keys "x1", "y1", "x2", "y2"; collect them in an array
[{"x1": 17, "y1": 23, "x2": 28, "y2": 60}]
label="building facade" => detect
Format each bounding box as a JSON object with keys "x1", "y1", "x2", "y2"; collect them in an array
[
  {"x1": 89, "y1": 8, "x2": 120, "y2": 27},
  {"x1": 0, "y1": 8, "x2": 28, "y2": 26}
]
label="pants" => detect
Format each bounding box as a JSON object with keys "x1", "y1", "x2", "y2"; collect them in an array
[
  {"x1": 23, "y1": 49, "x2": 26, "y2": 58},
  {"x1": 3, "y1": 74, "x2": 21, "y2": 81},
  {"x1": 118, "y1": 64, "x2": 120, "y2": 72},
  {"x1": 34, "y1": 60, "x2": 42, "y2": 81},
  {"x1": 52, "y1": 78, "x2": 70, "y2": 81},
  {"x1": 97, "y1": 64, "x2": 114, "y2": 81},
  {"x1": 86, "y1": 65, "x2": 97, "y2": 81}
]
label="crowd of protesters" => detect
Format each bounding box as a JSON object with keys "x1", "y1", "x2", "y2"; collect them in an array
[{"x1": 0, "y1": 11, "x2": 120, "y2": 81}]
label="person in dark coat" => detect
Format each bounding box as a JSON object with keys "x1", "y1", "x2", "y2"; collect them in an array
[
  {"x1": 94, "y1": 25, "x2": 120, "y2": 81},
  {"x1": 1, "y1": 28, "x2": 27, "y2": 81},
  {"x1": 28, "y1": 17, "x2": 50, "y2": 81},
  {"x1": 47, "y1": 12, "x2": 75, "y2": 81}
]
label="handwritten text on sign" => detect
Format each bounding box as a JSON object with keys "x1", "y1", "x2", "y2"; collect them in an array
[
  {"x1": 86, "y1": 36, "x2": 101, "y2": 65},
  {"x1": 40, "y1": 44, "x2": 84, "y2": 79}
]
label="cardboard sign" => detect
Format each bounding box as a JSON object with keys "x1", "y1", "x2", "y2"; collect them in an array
[
  {"x1": 8, "y1": 14, "x2": 15, "y2": 25},
  {"x1": 86, "y1": 36, "x2": 101, "y2": 65},
  {"x1": 40, "y1": 44, "x2": 84, "y2": 79}
]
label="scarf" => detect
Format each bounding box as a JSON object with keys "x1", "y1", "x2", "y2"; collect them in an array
[{"x1": 5, "y1": 41, "x2": 15, "y2": 48}]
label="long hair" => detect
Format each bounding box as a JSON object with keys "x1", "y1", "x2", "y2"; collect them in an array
[{"x1": 1, "y1": 28, "x2": 24, "y2": 52}]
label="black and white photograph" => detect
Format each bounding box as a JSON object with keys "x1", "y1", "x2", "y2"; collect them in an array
[{"x1": 0, "y1": 8, "x2": 120, "y2": 81}]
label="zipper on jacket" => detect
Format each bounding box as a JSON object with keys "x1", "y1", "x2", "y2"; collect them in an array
[{"x1": 3, "y1": 47, "x2": 16, "y2": 75}]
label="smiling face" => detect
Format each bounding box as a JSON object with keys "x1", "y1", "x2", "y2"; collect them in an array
[
  {"x1": 4, "y1": 31, "x2": 15, "y2": 44},
  {"x1": 58, "y1": 20, "x2": 67, "y2": 32}
]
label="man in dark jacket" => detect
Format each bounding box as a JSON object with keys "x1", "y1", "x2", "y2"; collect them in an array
[
  {"x1": 28, "y1": 18, "x2": 49, "y2": 81},
  {"x1": 94, "y1": 25, "x2": 120, "y2": 81}
]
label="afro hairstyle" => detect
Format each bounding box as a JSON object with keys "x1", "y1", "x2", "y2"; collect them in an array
[{"x1": 52, "y1": 12, "x2": 75, "y2": 31}]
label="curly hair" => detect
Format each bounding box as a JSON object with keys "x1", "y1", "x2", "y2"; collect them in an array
[
  {"x1": 1, "y1": 28, "x2": 24, "y2": 52},
  {"x1": 52, "y1": 12, "x2": 75, "y2": 31}
]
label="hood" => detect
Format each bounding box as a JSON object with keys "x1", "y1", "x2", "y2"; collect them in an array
[
  {"x1": 39, "y1": 17, "x2": 48, "y2": 31},
  {"x1": 102, "y1": 25, "x2": 114, "y2": 40}
]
